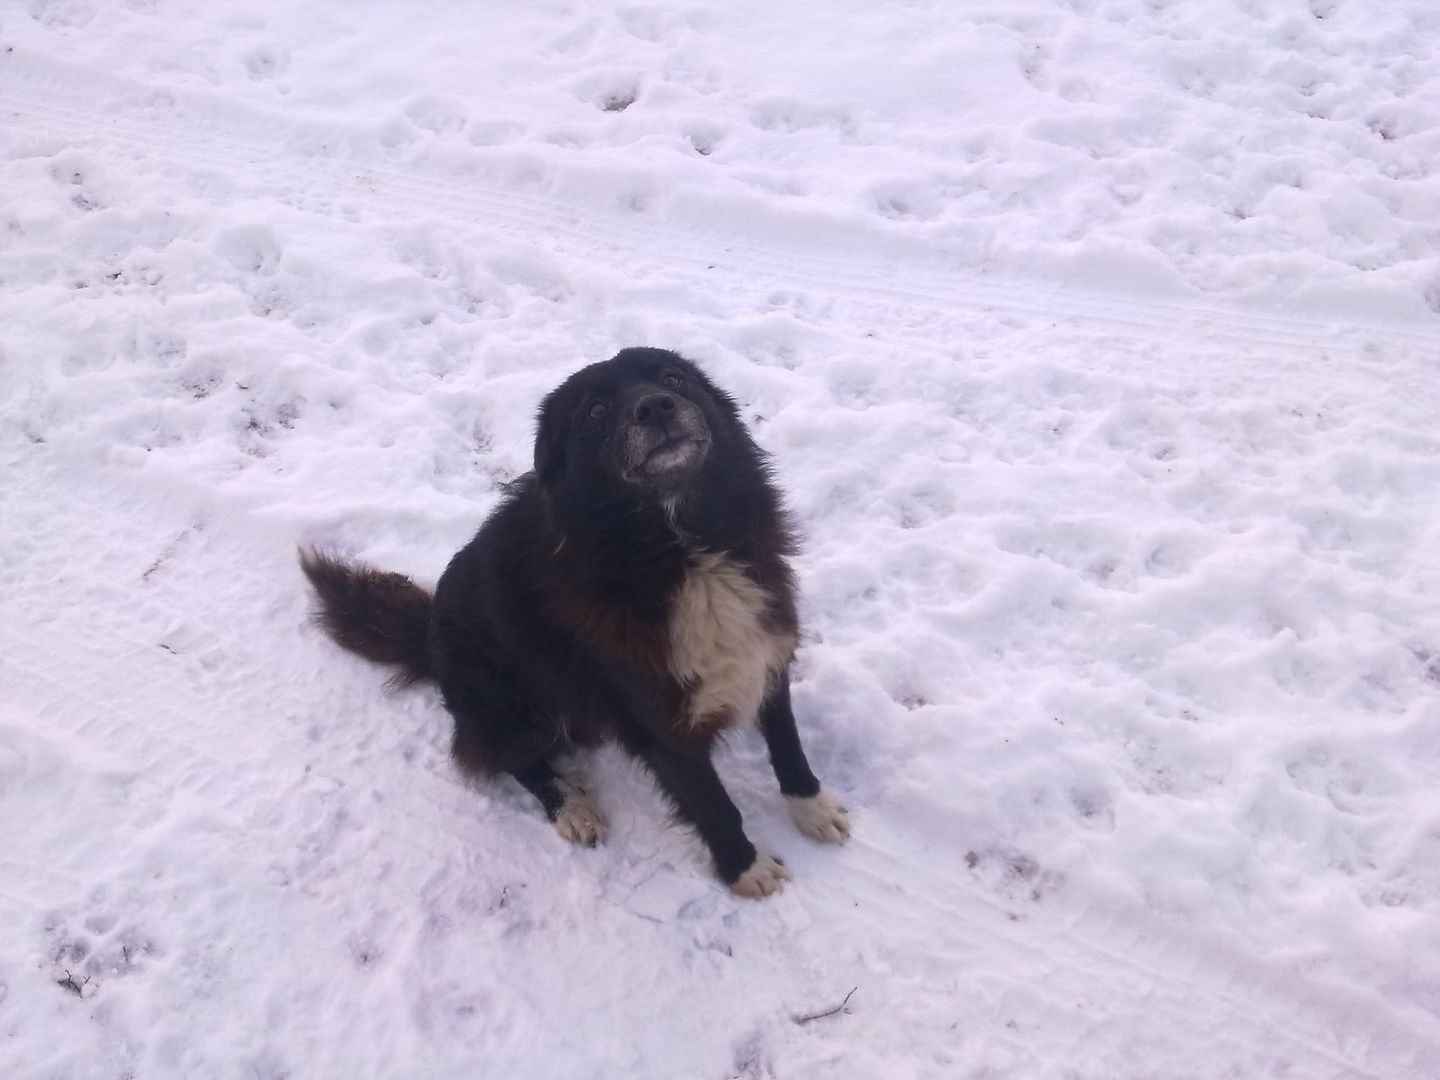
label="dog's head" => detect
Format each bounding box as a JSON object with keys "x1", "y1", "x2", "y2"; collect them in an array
[{"x1": 534, "y1": 348, "x2": 743, "y2": 500}]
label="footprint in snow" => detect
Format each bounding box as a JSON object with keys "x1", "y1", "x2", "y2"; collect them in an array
[
  {"x1": 45, "y1": 906, "x2": 161, "y2": 991},
  {"x1": 214, "y1": 224, "x2": 283, "y2": 275},
  {"x1": 571, "y1": 70, "x2": 641, "y2": 113},
  {"x1": 749, "y1": 97, "x2": 858, "y2": 138},
  {"x1": 48, "y1": 153, "x2": 103, "y2": 212},
  {"x1": 684, "y1": 123, "x2": 727, "y2": 157},
  {"x1": 404, "y1": 94, "x2": 469, "y2": 137},
  {"x1": 242, "y1": 43, "x2": 290, "y2": 81},
  {"x1": 870, "y1": 181, "x2": 943, "y2": 222}
]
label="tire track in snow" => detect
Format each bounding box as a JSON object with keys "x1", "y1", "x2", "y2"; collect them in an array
[
  {"x1": 829, "y1": 827, "x2": 1437, "y2": 1079},
  {"x1": 4, "y1": 47, "x2": 1437, "y2": 357}
]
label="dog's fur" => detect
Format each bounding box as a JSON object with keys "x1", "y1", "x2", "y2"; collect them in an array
[{"x1": 301, "y1": 348, "x2": 848, "y2": 896}]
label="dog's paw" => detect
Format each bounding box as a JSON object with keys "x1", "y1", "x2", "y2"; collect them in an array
[
  {"x1": 553, "y1": 785, "x2": 606, "y2": 847},
  {"x1": 729, "y1": 851, "x2": 792, "y2": 899},
  {"x1": 787, "y1": 788, "x2": 851, "y2": 844}
]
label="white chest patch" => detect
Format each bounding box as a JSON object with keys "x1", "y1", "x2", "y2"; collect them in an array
[{"x1": 667, "y1": 553, "x2": 795, "y2": 728}]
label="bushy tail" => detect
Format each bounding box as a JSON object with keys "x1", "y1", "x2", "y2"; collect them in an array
[{"x1": 299, "y1": 548, "x2": 434, "y2": 688}]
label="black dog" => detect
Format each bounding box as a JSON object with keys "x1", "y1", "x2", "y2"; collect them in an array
[{"x1": 301, "y1": 347, "x2": 848, "y2": 897}]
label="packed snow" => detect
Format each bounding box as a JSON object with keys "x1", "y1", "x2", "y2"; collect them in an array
[{"x1": 3, "y1": 1, "x2": 1439, "y2": 1077}]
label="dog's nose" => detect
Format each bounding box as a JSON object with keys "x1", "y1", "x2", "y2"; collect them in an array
[{"x1": 633, "y1": 393, "x2": 677, "y2": 425}]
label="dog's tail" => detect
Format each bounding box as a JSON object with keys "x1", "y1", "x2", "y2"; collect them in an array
[{"x1": 299, "y1": 547, "x2": 434, "y2": 688}]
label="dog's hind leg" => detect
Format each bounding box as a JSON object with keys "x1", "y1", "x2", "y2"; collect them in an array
[
  {"x1": 759, "y1": 675, "x2": 851, "y2": 844},
  {"x1": 511, "y1": 759, "x2": 607, "y2": 847},
  {"x1": 438, "y1": 662, "x2": 606, "y2": 847}
]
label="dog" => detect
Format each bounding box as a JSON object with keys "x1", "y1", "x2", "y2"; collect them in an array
[{"x1": 300, "y1": 347, "x2": 849, "y2": 897}]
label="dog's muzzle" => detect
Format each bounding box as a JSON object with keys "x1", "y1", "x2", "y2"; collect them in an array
[{"x1": 619, "y1": 392, "x2": 711, "y2": 486}]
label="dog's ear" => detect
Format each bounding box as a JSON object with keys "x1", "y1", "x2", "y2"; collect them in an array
[{"x1": 533, "y1": 388, "x2": 569, "y2": 486}]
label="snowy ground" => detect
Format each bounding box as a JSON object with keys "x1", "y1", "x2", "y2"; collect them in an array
[{"x1": 3, "y1": 1, "x2": 1440, "y2": 1077}]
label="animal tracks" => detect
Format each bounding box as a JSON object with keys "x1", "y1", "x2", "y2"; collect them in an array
[
  {"x1": 3, "y1": 46, "x2": 1432, "y2": 353},
  {"x1": 4, "y1": 15, "x2": 1440, "y2": 1076}
]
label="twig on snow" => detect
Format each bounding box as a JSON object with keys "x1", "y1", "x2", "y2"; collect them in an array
[
  {"x1": 56, "y1": 970, "x2": 90, "y2": 998},
  {"x1": 791, "y1": 986, "x2": 857, "y2": 1025}
]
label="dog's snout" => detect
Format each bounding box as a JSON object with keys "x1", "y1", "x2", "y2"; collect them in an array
[{"x1": 633, "y1": 392, "x2": 677, "y2": 425}]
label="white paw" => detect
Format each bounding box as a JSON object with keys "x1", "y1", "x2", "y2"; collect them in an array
[
  {"x1": 788, "y1": 788, "x2": 851, "y2": 844},
  {"x1": 553, "y1": 780, "x2": 606, "y2": 846},
  {"x1": 729, "y1": 850, "x2": 792, "y2": 899}
]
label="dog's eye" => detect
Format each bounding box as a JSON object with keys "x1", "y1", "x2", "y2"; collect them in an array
[
  {"x1": 588, "y1": 402, "x2": 609, "y2": 420},
  {"x1": 660, "y1": 372, "x2": 682, "y2": 389}
]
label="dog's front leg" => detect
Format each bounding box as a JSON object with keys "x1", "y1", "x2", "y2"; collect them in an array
[
  {"x1": 637, "y1": 741, "x2": 791, "y2": 898},
  {"x1": 759, "y1": 674, "x2": 851, "y2": 844}
]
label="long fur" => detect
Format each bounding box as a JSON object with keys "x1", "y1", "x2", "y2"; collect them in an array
[
  {"x1": 300, "y1": 348, "x2": 844, "y2": 891},
  {"x1": 298, "y1": 548, "x2": 433, "y2": 688}
]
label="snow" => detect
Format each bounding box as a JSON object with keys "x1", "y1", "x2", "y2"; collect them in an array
[{"x1": 2, "y1": 1, "x2": 1439, "y2": 1077}]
